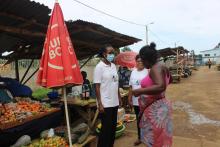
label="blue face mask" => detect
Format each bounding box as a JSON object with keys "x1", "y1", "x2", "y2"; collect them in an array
[{"x1": 106, "y1": 54, "x2": 115, "y2": 62}]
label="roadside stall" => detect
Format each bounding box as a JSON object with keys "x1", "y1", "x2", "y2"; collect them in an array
[
  {"x1": 158, "y1": 47, "x2": 191, "y2": 83},
  {"x1": 0, "y1": 0, "x2": 140, "y2": 146}
]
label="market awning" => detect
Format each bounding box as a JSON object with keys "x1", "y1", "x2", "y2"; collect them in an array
[
  {"x1": 0, "y1": 0, "x2": 141, "y2": 61},
  {"x1": 158, "y1": 47, "x2": 189, "y2": 57}
]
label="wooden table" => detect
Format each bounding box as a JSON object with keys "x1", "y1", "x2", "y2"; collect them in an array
[
  {"x1": 61, "y1": 98, "x2": 99, "y2": 129},
  {"x1": 73, "y1": 135, "x2": 96, "y2": 147}
]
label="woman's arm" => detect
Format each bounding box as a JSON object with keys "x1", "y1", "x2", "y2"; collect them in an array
[
  {"x1": 95, "y1": 83, "x2": 104, "y2": 113},
  {"x1": 94, "y1": 65, "x2": 104, "y2": 113},
  {"x1": 118, "y1": 88, "x2": 122, "y2": 107},
  {"x1": 133, "y1": 65, "x2": 166, "y2": 96},
  {"x1": 128, "y1": 86, "x2": 133, "y2": 107}
]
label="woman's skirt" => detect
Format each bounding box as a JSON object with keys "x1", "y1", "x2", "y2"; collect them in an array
[{"x1": 139, "y1": 98, "x2": 173, "y2": 147}]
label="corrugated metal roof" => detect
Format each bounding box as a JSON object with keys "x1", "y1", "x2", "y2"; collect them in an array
[
  {"x1": 158, "y1": 47, "x2": 189, "y2": 57},
  {"x1": 0, "y1": 0, "x2": 141, "y2": 60}
]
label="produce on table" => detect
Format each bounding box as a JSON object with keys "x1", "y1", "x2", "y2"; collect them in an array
[
  {"x1": 0, "y1": 98, "x2": 53, "y2": 124},
  {"x1": 72, "y1": 98, "x2": 96, "y2": 106},
  {"x1": 11, "y1": 135, "x2": 31, "y2": 147},
  {"x1": 32, "y1": 88, "x2": 52, "y2": 100},
  {"x1": 24, "y1": 136, "x2": 68, "y2": 147}
]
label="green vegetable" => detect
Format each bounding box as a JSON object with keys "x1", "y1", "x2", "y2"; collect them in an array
[{"x1": 32, "y1": 88, "x2": 52, "y2": 100}]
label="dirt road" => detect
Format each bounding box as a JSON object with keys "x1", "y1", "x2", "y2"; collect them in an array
[{"x1": 115, "y1": 66, "x2": 220, "y2": 147}]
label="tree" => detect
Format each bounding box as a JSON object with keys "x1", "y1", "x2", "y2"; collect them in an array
[{"x1": 121, "y1": 46, "x2": 132, "y2": 52}]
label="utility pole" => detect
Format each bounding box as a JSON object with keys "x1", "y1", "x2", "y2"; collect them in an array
[
  {"x1": 145, "y1": 22, "x2": 154, "y2": 45},
  {"x1": 146, "y1": 25, "x2": 148, "y2": 45}
]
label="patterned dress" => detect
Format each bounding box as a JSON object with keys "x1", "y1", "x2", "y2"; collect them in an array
[{"x1": 139, "y1": 74, "x2": 172, "y2": 147}]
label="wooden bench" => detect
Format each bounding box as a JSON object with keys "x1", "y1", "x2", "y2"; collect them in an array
[{"x1": 73, "y1": 135, "x2": 97, "y2": 147}]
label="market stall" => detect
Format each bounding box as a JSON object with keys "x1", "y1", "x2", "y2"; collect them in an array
[
  {"x1": 158, "y1": 47, "x2": 192, "y2": 83},
  {"x1": 60, "y1": 98, "x2": 98, "y2": 129},
  {"x1": 0, "y1": 0, "x2": 140, "y2": 146}
]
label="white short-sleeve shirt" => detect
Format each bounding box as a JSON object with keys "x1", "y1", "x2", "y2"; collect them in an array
[
  {"x1": 93, "y1": 61, "x2": 119, "y2": 108},
  {"x1": 129, "y1": 68, "x2": 148, "y2": 106}
]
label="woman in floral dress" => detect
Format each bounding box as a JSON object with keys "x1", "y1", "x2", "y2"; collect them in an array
[{"x1": 133, "y1": 43, "x2": 173, "y2": 147}]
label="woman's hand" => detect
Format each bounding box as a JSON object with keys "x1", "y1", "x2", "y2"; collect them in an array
[
  {"x1": 132, "y1": 89, "x2": 143, "y2": 97},
  {"x1": 98, "y1": 103, "x2": 105, "y2": 113},
  {"x1": 128, "y1": 98, "x2": 133, "y2": 108}
]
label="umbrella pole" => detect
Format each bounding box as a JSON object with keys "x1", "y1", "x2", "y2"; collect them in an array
[{"x1": 63, "y1": 87, "x2": 73, "y2": 147}]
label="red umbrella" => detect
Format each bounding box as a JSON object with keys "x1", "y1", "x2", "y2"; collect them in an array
[
  {"x1": 37, "y1": 1, "x2": 83, "y2": 146},
  {"x1": 115, "y1": 51, "x2": 138, "y2": 68}
]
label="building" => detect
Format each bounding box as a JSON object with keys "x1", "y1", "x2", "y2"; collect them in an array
[
  {"x1": 194, "y1": 54, "x2": 203, "y2": 66},
  {"x1": 200, "y1": 43, "x2": 220, "y2": 64}
]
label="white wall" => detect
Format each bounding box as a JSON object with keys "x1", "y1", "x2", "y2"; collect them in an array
[{"x1": 200, "y1": 48, "x2": 220, "y2": 64}]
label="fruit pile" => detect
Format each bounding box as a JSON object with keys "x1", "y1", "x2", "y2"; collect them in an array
[
  {"x1": 0, "y1": 98, "x2": 53, "y2": 124},
  {"x1": 26, "y1": 136, "x2": 68, "y2": 147}
]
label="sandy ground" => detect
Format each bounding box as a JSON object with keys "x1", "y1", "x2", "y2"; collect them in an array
[{"x1": 115, "y1": 66, "x2": 220, "y2": 147}]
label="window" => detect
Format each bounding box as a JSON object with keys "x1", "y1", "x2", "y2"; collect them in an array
[{"x1": 205, "y1": 54, "x2": 210, "y2": 57}]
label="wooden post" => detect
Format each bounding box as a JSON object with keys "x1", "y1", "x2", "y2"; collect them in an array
[
  {"x1": 183, "y1": 52, "x2": 185, "y2": 68},
  {"x1": 80, "y1": 55, "x2": 93, "y2": 69},
  {"x1": 23, "y1": 68, "x2": 38, "y2": 85},
  {"x1": 176, "y1": 48, "x2": 179, "y2": 76},
  {"x1": 20, "y1": 59, "x2": 34, "y2": 83},
  {"x1": 15, "y1": 60, "x2": 19, "y2": 81},
  {"x1": 187, "y1": 53, "x2": 189, "y2": 65}
]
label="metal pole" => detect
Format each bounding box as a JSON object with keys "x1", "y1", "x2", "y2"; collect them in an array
[
  {"x1": 63, "y1": 87, "x2": 73, "y2": 147},
  {"x1": 15, "y1": 60, "x2": 19, "y2": 81},
  {"x1": 146, "y1": 25, "x2": 148, "y2": 45}
]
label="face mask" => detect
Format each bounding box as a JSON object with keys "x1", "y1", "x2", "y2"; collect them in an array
[{"x1": 106, "y1": 54, "x2": 115, "y2": 62}]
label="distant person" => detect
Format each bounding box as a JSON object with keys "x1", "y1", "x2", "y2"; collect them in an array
[
  {"x1": 128, "y1": 55, "x2": 148, "y2": 146},
  {"x1": 81, "y1": 71, "x2": 91, "y2": 86},
  {"x1": 94, "y1": 44, "x2": 122, "y2": 147},
  {"x1": 208, "y1": 59, "x2": 212, "y2": 69},
  {"x1": 133, "y1": 43, "x2": 173, "y2": 147},
  {"x1": 81, "y1": 71, "x2": 92, "y2": 97}
]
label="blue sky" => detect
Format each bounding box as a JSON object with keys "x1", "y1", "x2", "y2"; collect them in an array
[{"x1": 34, "y1": 0, "x2": 220, "y2": 54}]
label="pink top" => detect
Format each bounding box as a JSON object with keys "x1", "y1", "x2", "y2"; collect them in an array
[{"x1": 140, "y1": 72, "x2": 170, "y2": 98}]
